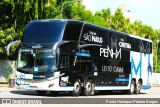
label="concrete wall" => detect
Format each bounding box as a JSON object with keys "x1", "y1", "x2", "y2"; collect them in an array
[
  {"x1": 152, "y1": 73, "x2": 160, "y2": 85},
  {"x1": 0, "y1": 60, "x2": 17, "y2": 82}
]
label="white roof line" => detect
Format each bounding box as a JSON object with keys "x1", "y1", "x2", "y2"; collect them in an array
[{"x1": 129, "y1": 34, "x2": 152, "y2": 42}]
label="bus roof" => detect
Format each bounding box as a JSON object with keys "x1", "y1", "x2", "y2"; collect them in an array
[
  {"x1": 28, "y1": 19, "x2": 152, "y2": 43},
  {"x1": 129, "y1": 34, "x2": 152, "y2": 42}
]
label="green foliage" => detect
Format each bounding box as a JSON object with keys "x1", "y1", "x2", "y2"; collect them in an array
[
  {"x1": 71, "y1": 5, "x2": 92, "y2": 21},
  {"x1": 0, "y1": 27, "x2": 18, "y2": 59},
  {"x1": 0, "y1": 0, "x2": 160, "y2": 72},
  {"x1": 158, "y1": 42, "x2": 160, "y2": 72}
]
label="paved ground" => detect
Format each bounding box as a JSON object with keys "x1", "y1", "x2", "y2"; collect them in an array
[
  {"x1": 0, "y1": 86, "x2": 160, "y2": 106},
  {"x1": 0, "y1": 85, "x2": 160, "y2": 98}
]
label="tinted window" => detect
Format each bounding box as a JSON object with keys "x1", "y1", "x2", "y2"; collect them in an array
[
  {"x1": 60, "y1": 54, "x2": 69, "y2": 69},
  {"x1": 63, "y1": 22, "x2": 83, "y2": 41},
  {"x1": 140, "y1": 40, "x2": 152, "y2": 54},
  {"x1": 131, "y1": 38, "x2": 140, "y2": 52},
  {"x1": 23, "y1": 20, "x2": 66, "y2": 43},
  {"x1": 131, "y1": 37, "x2": 152, "y2": 53}
]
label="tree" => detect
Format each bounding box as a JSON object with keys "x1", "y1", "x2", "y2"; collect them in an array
[
  {"x1": 0, "y1": 0, "x2": 54, "y2": 59},
  {"x1": 71, "y1": 4, "x2": 92, "y2": 21},
  {"x1": 0, "y1": 1, "x2": 14, "y2": 29},
  {"x1": 0, "y1": 27, "x2": 18, "y2": 59},
  {"x1": 0, "y1": 0, "x2": 159, "y2": 73},
  {"x1": 95, "y1": 8, "x2": 112, "y2": 27},
  {"x1": 110, "y1": 8, "x2": 126, "y2": 31},
  {"x1": 154, "y1": 30, "x2": 160, "y2": 73},
  {"x1": 158, "y1": 41, "x2": 160, "y2": 73}
]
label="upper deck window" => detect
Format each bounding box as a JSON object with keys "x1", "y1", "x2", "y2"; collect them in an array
[
  {"x1": 23, "y1": 20, "x2": 66, "y2": 43},
  {"x1": 63, "y1": 22, "x2": 83, "y2": 41}
]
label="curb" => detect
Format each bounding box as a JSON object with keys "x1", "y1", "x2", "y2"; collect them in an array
[
  {"x1": 152, "y1": 85, "x2": 160, "y2": 87},
  {"x1": 0, "y1": 87, "x2": 17, "y2": 91},
  {"x1": 0, "y1": 84, "x2": 17, "y2": 91}
]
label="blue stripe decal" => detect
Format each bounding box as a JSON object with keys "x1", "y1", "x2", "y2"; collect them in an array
[
  {"x1": 131, "y1": 52, "x2": 152, "y2": 90},
  {"x1": 115, "y1": 78, "x2": 129, "y2": 82},
  {"x1": 76, "y1": 52, "x2": 91, "y2": 57},
  {"x1": 140, "y1": 53, "x2": 142, "y2": 78},
  {"x1": 33, "y1": 76, "x2": 40, "y2": 78},
  {"x1": 19, "y1": 84, "x2": 30, "y2": 86},
  {"x1": 60, "y1": 86, "x2": 74, "y2": 88},
  {"x1": 142, "y1": 85, "x2": 151, "y2": 89},
  {"x1": 148, "y1": 54, "x2": 152, "y2": 75},
  {"x1": 131, "y1": 55, "x2": 141, "y2": 76},
  {"x1": 96, "y1": 86, "x2": 128, "y2": 87}
]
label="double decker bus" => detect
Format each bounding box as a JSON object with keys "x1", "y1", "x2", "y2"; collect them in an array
[{"x1": 7, "y1": 19, "x2": 153, "y2": 96}]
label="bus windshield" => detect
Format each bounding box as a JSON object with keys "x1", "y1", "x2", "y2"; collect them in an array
[{"x1": 18, "y1": 48, "x2": 59, "y2": 72}]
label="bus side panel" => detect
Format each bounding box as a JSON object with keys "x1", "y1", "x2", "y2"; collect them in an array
[{"x1": 130, "y1": 51, "x2": 153, "y2": 89}]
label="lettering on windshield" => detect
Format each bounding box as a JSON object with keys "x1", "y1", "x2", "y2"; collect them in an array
[{"x1": 32, "y1": 44, "x2": 42, "y2": 48}]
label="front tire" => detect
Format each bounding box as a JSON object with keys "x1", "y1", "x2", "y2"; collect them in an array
[{"x1": 72, "y1": 79, "x2": 81, "y2": 96}]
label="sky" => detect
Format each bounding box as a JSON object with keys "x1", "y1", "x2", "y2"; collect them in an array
[{"x1": 91, "y1": 0, "x2": 160, "y2": 30}]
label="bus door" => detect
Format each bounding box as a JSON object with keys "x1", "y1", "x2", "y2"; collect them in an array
[
  {"x1": 59, "y1": 53, "x2": 70, "y2": 86},
  {"x1": 95, "y1": 58, "x2": 110, "y2": 86}
]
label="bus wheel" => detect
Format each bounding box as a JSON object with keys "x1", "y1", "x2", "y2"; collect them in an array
[
  {"x1": 129, "y1": 80, "x2": 135, "y2": 95},
  {"x1": 135, "y1": 81, "x2": 142, "y2": 94},
  {"x1": 72, "y1": 79, "x2": 81, "y2": 96},
  {"x1": 83, "y1": 80, "x2": 93, "y2": 96},
  {"x1": 36, "y1": 90, "x2": 47, "y2": 96}
]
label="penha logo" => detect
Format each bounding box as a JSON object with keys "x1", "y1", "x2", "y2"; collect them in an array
[{"x1": 100, "y1": 37, "x2": 121, "y2": 59}]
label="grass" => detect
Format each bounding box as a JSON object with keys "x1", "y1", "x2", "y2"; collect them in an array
[{"x1": 152, "y1": 84, "x2": 160, "y2": 86}]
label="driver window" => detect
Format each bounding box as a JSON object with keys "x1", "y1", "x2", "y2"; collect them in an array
[{"x1": 60, "y1": 55, "x2": 69, "y2": 69}]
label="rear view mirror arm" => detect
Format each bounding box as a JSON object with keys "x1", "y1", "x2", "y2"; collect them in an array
[{"x1": 6, "y1": 40, "x2": 21, "y2": 56}]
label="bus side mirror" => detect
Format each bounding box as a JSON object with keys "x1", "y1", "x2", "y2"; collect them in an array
[
  {"x1": 78, "y1": 44, "x2": 101, "y2": 49},
  {"x1": 6, "y1": 40, "x2": 21, "y2": 56},
  {"x1": 52, "y1": 41, "x2": 69, "y2": 56}
]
